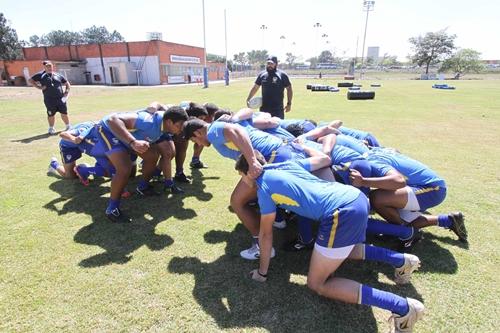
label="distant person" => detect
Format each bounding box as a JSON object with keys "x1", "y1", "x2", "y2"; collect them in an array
[
  {"x1": 28, "y1": 61, "x2": 71, "y2": 134},
  {"x1": 246, "y1": 56, "x2": 292, "y2": 119}
]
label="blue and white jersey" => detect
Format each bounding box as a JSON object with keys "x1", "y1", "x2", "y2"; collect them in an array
[
  {"x1": 59, "y1": 121, "x2": 98, "y2": 154},
  {"x1": 101, "y1": 109, "x2": 165, "y2": 144}
]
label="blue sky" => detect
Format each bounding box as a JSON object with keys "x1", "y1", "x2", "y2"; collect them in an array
[{"x1": 2, "y1": 0, "x2": 499, "y2": 62}]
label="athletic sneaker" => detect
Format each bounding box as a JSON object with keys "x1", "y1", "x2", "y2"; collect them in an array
[
  {"x1": 136, "y1": 185, "x2": 159, "y2": 196},
  {"x1": 273, "y1": 220, "x2": 287, "y2": 229},
  {"x1": 48, "y1": 127, "x2": 56, "y2": 135},
  {"x1": 283, "y1": 238, "x2": 314, "y2": 252},
  {"x1": 240, "y1": 243, "x2": 276, "y2": 260},
  {"x1": 389, "y1": 298, "x2": 425, "y2": 333},
  {"x1": 164, "y1": 183, "x2": 184, "y2": 194},
  {"x1": 398, "y1": 228, "x2": 422, "y2": 252},
  {"x1": 190, "y1": 160, "x2": 207, "y2": 169},
  {"x1": 74, "y1": 164, "x2": 90, "y2": 186},
  {"x1": 47, "y1": 157, "x2": 59, "y2": 176},
  {"x1": 394, "y1": 253, "x2": 421, "y2": 285},
  {"x1": 106, "y1": 207, "x2": 132, "y2": 223},
  {"x1": 174, "y1": 172, "x2": 191, "y2": 183},
  {"x1": 449, "y1": 212, "x2": 467, "y2": 242}
]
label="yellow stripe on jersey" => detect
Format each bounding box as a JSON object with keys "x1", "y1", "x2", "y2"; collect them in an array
[
  {"x1": 415, "y1": 186, "x2": 440, "y2": 195},
  {"x1": 224, "y1": 141, "x2": 239, "y2": 151},
  {"x1": 99, "y1": 127, "x2": 112, "y2": 150},
  {"x1": 271, "y1": 193, "x2": 300, "y2": 207},
  {"x1": 267, "y1": 150, "x2": 277, "y2": 164},
  {"x1": 327, "y1": 210, "x2": 340, "y2": 248}
]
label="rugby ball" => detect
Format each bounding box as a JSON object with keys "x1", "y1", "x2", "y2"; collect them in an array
[{"x1": 247, "y1": 96, "x2": 263, "y2": 109}]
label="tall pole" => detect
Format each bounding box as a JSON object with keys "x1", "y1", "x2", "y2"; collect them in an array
[
  {"x1": 202, "y1": 0, "x2": 208, "y2": 88},
  {"x1": 224, "y1": 9, "x2": 229, "y2": 86},
  {"x1": 260, "y1": 25, "x2": 267, "y2": 50},
  {"x1": 313, "y1": 22, "x2": 321, "y2": 58},
  {"x1": 360, "y1": 1, "x2": 375, "y2": 79}
]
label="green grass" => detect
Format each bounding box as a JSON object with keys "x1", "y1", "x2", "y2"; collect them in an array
[{"x1": 1, "y1": 78, "x2": 499, "y2": 332}]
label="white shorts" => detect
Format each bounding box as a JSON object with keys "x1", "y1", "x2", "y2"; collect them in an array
[
  {"x1": 314, "y1": 243, "x2": 355, "y2": 260},
  {"x1": 398, "y1": 186, "x2": 421, "y2": 223}
]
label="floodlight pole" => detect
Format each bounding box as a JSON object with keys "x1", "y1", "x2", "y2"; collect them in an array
[
  {"x1": 360, "y1": 1, "x2": 375, "y2": 79},
  {"x1": 202, "y1": 0, "x2": 208, "y2": 88},
  {"x1": 224, "y1": 9, "x2": 229, "y2": 86}
]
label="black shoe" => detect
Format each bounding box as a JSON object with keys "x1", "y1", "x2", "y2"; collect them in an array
[
  {"x1": 283, "y1": 238, "x2": 314, "y2": 252},
  {"x1": 164, "y1": 184, "x2": 184, "y2": 194},
  {"x1": 398, "y1": 228, "x2": 423, "y2": 252},
  {"x1": 190, "y1": 160, "x2": 207, "y2": 169},
  {"x1": 449, "y1": 212, "x2": 468, "y2": 242},
  {"x1": 135, "y1": 185, "x2": 159, "y2": 197},
  {"x1": 106, "y1": 208, "x2": 132, "y2": 223},
  {"x1": 174, "y1": 173, "x2": 191, "y2": 183}
]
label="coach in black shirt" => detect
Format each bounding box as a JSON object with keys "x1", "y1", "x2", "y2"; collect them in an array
[
  {"x1": 29, "y1": 61, "x2": 71, "y2": 134},
  {"x1": 246, "y1": 55, "x2": 293, "y2": 119}
]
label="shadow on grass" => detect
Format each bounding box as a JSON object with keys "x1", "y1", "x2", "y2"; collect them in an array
[
  {"x1": 43, "y1": 174, "x2": 214, "y2": 268},
  {"x1": 168, "y1": 223, "x2": 424, "y2": 333},
  {"x1": 11, "y1": 132, "x2": 60, "y2": 143}
]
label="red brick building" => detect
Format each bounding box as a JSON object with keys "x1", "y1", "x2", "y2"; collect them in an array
[{"x1": 1, "y1": 40, "x2": 226, "y2": 85}]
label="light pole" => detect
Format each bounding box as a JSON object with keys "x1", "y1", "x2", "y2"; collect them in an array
[
  {"x1": 260, "y1": 24, "x2": 268, "y2": 50},
  {"x1": 280, "y1": 35, "x2": 286, "y2": 62},
  {"x1": 360, "y1": 0, "x2": 375, "y2": 79},
  {"x1": 313, "y1": 22, "x2": 322, "y2": 57},
  {"x1": 202, "y1": 0, "x2": 208, "y2": 88},
  {"x1": 224, "y1": 8, "x2": 229, "y2": 86}
]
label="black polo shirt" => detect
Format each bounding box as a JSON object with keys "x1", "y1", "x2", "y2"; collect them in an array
[
  {"x1": 31, "y1": 71, "x2": 67, "y2": 101},
  {"x1": 255, "y1": 69, "x2": 291, "y2": 114}
]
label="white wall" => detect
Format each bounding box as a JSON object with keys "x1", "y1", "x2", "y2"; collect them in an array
[{"x1": 85, "y1": 56, "x2": 160, "y2": 85}]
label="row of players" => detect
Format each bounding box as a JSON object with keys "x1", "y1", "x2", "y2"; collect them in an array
[{"x1": 48, "y1": 102, "x2": 468, "y2": 332}]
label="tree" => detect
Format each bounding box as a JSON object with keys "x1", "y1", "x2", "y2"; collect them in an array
[
  {"x1": 408, "y1": 30, "x2": 456, "y2": 74},
  {"x1": 307, "y1": 56, "x2": 319, "y2": 68},
  {"x1": 440, "y1": 48, "x2": 484, "y2": 79},
  {"x1": 0, "y1": 13, "x2": 23, "y2": 60},
  {"x1": 285, "y1": 52, "x2": 297, "y2": 67},
  {"x1": 81, "y1": 25, "x2": 124, "y2": 44},
  {"x1": 318, "y1": 50, "x2": 335, "y2": 63},
  {"x1": 207, "y1": 53, "x2": 225, "y2": 63},
  {"x1": 246, "y1": 50, "x2": 268, "y2": 68},
  {"x1": 41, "y1": 30, "x2": 83, "y2": 46}
]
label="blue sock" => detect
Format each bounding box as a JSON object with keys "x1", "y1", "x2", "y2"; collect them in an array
[
  {"x1": 106, "y1": 198, "x2": 120, "y2": 214},
  {"x1": 152, "y1": 168, "x2": 162, "y2": 177},
  {"x1": 77, "y1": 164, "x2": 90, "y2": 178},
  {"x1": 360, "y1": 284, "x2": 409, "y2": 316},
  {"x1": 164, "y1": 179, "x2": 174, "y2": 187},
  {"x1": 90, "y1": 164, "x2": 106, "y2": 177},
  {"x1": 438, "y1": 214, "x2": 452, "y2": 228},
  {"x1": 191, "y1": 157, "x2": 200, "y2": 163},
  {"x1": 138, "y1": 179, "x2": 149, "y2": 190},
  {"x1": 50, "y1": 159, "x2": 59, "y2": 169},
  {"x1": 365, "y1": 245, "x2": 405, "y2": 268},
  {"x1": 176, "y1": 168, "x2": 183, "y2": 175},
  {"x1": 297, "y1": 216, "x2": 314, "y2": 243},
  {"x1": 367, "y1": 218, "x2": 413, "y2": 239}
]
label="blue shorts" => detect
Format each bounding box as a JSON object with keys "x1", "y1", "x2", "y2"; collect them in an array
[
  {"x1": 334, "y1": 159, "x2": 372, "y2": 195},
  {"x1": 93, "y1": 125, "x2": 128, "y2": 156},
  {"x1": 60, "y1": 145, "x2": 81, "y2": 164},
  {"x1": 365, "y1": 134, "x2": 380, "y2": 147},
  {"x1": 412, "y1": 183, "x2": 447, "y2": 211},
  {"x1": 316, "y1": 194, "x2": 368, "y2": 248},
  {"x1": 155, "y1": 133, "x2": 174, "y2": 143},
  {"x1": 302, "y1": 121, "x2": 316, "y2": 133},
  {"x1": 266, "y1": 143, "x2": 307, "y2": 164}
]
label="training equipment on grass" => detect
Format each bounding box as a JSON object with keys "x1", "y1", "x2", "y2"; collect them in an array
[
  {"x1": 328, "y1": 86, "x2": 340, "y2": 92},
  {"x1": 306, "y1": 84, "x2": 313, "y2": 90},
  {"x1": 311, "y1": 85, "x2": 330, "y2": 91},
  {"x1": 338, "y1": 82, "x2": 354, "y2": 88},
  {"x1": 432, "y1": 84, "x2": 456, "y2": 90},
  {"x1": 371, "y1": 83, "x2": 382, "y2": 87},
  {"x1": 353, "y1": 84, "x2": 362, "y2": 87},
  {"x1": 347, "y1": 91, "x2": 375, "y2": 100},
  {"x1": 348, "y1": 87, "x2": 361, "y2": 91},
  {"x1": 247, "y1": 96, "x2": 263, "y2": 109}
]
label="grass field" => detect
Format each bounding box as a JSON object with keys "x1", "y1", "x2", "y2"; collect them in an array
[{"x1": 0, "y1": 78, "x2": 499, "y2": 332}]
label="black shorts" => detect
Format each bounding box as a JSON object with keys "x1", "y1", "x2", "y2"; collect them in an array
[
  {"x1": 45, "y1": 100, "x2": 68, "y2": 116},
  {"x1": 259, "y1": 107, "x2": 284, "y2": 119}
]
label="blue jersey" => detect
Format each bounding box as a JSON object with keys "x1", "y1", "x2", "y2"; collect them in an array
[
  {"x1": 279, "y1": 119, "x2": 317, "y2": 133},
  {"x1": 207, "y1": 120, "x2": 284, "y2": 161},
  {"x1": 336, "y1": 134, "x2": 370, "y2": 154},
  {"x1": 60, "y1": 121, "x2": 98, "y2": 154},
  {"x1": 303, "y1": 139, "x2": 364, "y2": 164},
  {"x1": 101, "y1": 109, "x2": 165, "y2": 144},
  {"x1": 256, "y1": 159, "x2": 361, "y2": 220},
  {"x1": 339, "y1": 126, "x2": 371, "y2": 141},
  {"x1": 366, "y1": 149, "x2": 445, "y2": 187},
  {"x1": 263, "y1": 126, "x2": 295, "y2": 141}
]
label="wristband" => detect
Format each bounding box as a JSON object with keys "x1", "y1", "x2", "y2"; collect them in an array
[
  {"x1": 257, "y1": 270, "x2": 267, "y2": 278},
  {"x1": 128, "y1": 138, "x2": 136, "y2": 145}
]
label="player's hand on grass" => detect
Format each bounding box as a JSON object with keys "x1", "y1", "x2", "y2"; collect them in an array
[
  {"x1": 349, "y1": 169, "x2": 364, "y2": 187},
  {"x1": 131, "y1": 140, "x2": 150, "y2": 154},
  {"x1": 250, "y1": 269, "x2": 267, "y2": 282}
]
